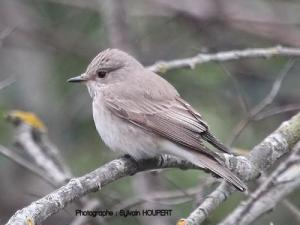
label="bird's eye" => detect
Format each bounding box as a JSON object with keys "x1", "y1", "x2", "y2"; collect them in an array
[{"x1": 97, "y1": 70, "x2": 107, "y2": 78}]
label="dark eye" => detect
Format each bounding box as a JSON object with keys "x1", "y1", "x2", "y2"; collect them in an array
[{"x1": 97, "y1": 70, "x2": 107, "y2": 78}]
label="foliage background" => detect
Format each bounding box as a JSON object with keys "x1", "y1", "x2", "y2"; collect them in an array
[{"x1": 0, "y1": 0, "x2": 300, "y2": 224}]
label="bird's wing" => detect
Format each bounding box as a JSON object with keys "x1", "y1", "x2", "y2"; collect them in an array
[
  {"x1": 103, "y1": 87, "x2": 222, "y2": 161},
  {"x1": 175, "y1": 97, "x2": 231, "y2": 153}
]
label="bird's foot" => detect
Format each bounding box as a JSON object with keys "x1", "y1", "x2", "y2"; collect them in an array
[{"x1": 122, "y1": 154, "x2": 141, "y2": 176}]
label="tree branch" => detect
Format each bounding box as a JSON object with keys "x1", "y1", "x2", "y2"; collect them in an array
[
  {"x1": 5, "y1": 155, "x2": 197, "y2": 225},
  {"x1": 181, "y1": 112, "x2": 300, "y2": 225},
  {"x1": 146, "y1": 46, "x2": 300, "y2": 73},
  {"x1": 218, "y1": 142, "x2": 300, "y2": 225},
  {"x1": 15, "y1": 124, "x2": 70, "y2": 184},
  {"x1": 254, "y1": 104, "x2": 300, "y2": 120}
]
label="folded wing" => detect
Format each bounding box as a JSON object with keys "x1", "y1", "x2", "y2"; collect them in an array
[{"x1": 104, "y1": 87, "x2": 222, "y2": 162}]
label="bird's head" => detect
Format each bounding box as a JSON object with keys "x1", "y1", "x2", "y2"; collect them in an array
[{"x1": 67, "y1": 49, "x2": 143, "y2": 97}]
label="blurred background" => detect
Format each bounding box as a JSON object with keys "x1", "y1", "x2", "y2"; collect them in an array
[{"x1": 0, "y1": 0, "x2": 300, "y2": 225}]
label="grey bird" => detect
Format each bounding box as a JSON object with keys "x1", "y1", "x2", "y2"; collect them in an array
[{"x1": 67, "y1": 49, "x2": 246, "y2": 191}]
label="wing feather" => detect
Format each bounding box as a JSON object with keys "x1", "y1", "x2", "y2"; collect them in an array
[{"x1": 104, "y1": 92, "x2": 223, "y2": 161}]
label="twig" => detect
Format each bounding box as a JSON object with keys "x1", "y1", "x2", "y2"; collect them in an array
[
  {"x1": 0, "y1": 76, "x2": 16, "y2": 91},
  {"x1": 38, "y1": 136, "x2": 72, "y2": 177},
  {"x1": 218, "y1": 63, "x2": 249, "y2": 114},
  {"x1": 0, "y1": 145, "x2": 55, "y2": 187},
  {"x1": 5, "y1": 112, "x2": 300, "y2": 225},
  {"x1": 218, "y1": 142, "x2": 300, "y2": 225},
  {"x1": 252, "y1": 59, "x2": 295, "y2": 113},
  {"x1": 15, "y1": 124, "x2": 69, "y2": 184},
  {"x1": 254, "y1": 104, "x2": 300, "y2": 120},
  {"x1": 146, "y1": 46, "x2": 300, "y2": 73},
  {"x1": 227, "y1": 59, "x2": 295, "y2": 146},
  {"x1": 182, "y1": 112, "x2": 300, "y2": 225}
]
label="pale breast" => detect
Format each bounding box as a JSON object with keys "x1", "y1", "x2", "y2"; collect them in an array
[{"x1": 92, "y1": 95, "x2": 160, "y2": 159}]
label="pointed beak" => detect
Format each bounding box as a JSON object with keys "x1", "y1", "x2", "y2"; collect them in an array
[{"x1": 67, "y1": 74, "x2": 87, "y2": 83}]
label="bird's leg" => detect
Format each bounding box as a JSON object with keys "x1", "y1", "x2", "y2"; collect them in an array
[{"x1": 123, "y1": 154, "x2": 132, "y2": 159}]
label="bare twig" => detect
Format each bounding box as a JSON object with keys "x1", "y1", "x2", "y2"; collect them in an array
[
  {"x1": 0, "y1": 145, "x2": 55, "y2": 187},
  {"x1": 38, "y1": 136, "x2": 72, "y2": 177},
  {"x1": 227, "y1": 59, "x2": 295, "y2": 146},
  {"x1": 251, "y1": 59, "x2": 295, "y2": 113},
  {"x1": 0, "y1": 76, "x2": 16, "y2": 91},
  {"x1": 254, "y1": 104, "x2": 300, "y2": 120},
  {"x1": 218, "y1": 63, "x2": 249, "y2": 113},
  {"x1": 147, "y1": 46, "x2": 300, "y2": 73},
  {"x1": 15, "y1": 124, "x2": 69, "y2": 184}
]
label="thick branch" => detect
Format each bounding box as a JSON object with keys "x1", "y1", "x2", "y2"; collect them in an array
[
  {"x1": 5, "y1": 155, "x2": 197, "y2": 225},
  {"x1": 147, "y1": 46, "x2": 300, "y2": 73},
  {"x1": 183, "y1": 112, "x2": 300, "y2": 224},
  {"x1": 218, "y1": 143, "x2": 300, "y2": 225}
]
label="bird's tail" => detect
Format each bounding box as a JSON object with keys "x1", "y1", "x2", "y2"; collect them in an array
[
  {"x1": 161, "y1": 141, "x2": 247, "y2": 191},
  {"x1": 188, "y1": 150, "x2": 246, "y2": 191},
  {"x1": 202, "y1": 132, "x2": 232, "y2": 154}
]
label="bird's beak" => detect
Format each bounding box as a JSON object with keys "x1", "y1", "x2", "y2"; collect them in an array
[{"x1": 67, "y1": 74, "x2": 87, "y2": 83}]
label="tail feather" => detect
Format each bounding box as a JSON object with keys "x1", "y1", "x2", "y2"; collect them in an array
[
  {"x1": 190, "y1": 152, "x2": 246, "y2": 191},
  {"x1": 160, "y1": 140, "x2": 247, "y2": 191},
  {"x1": 202, "y1": 132, "x2": 231, "y2": 154}
]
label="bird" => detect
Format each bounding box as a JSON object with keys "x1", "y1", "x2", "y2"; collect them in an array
[{"x1": 67, "y1": 49, "x2": 246, "y2": 191}]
